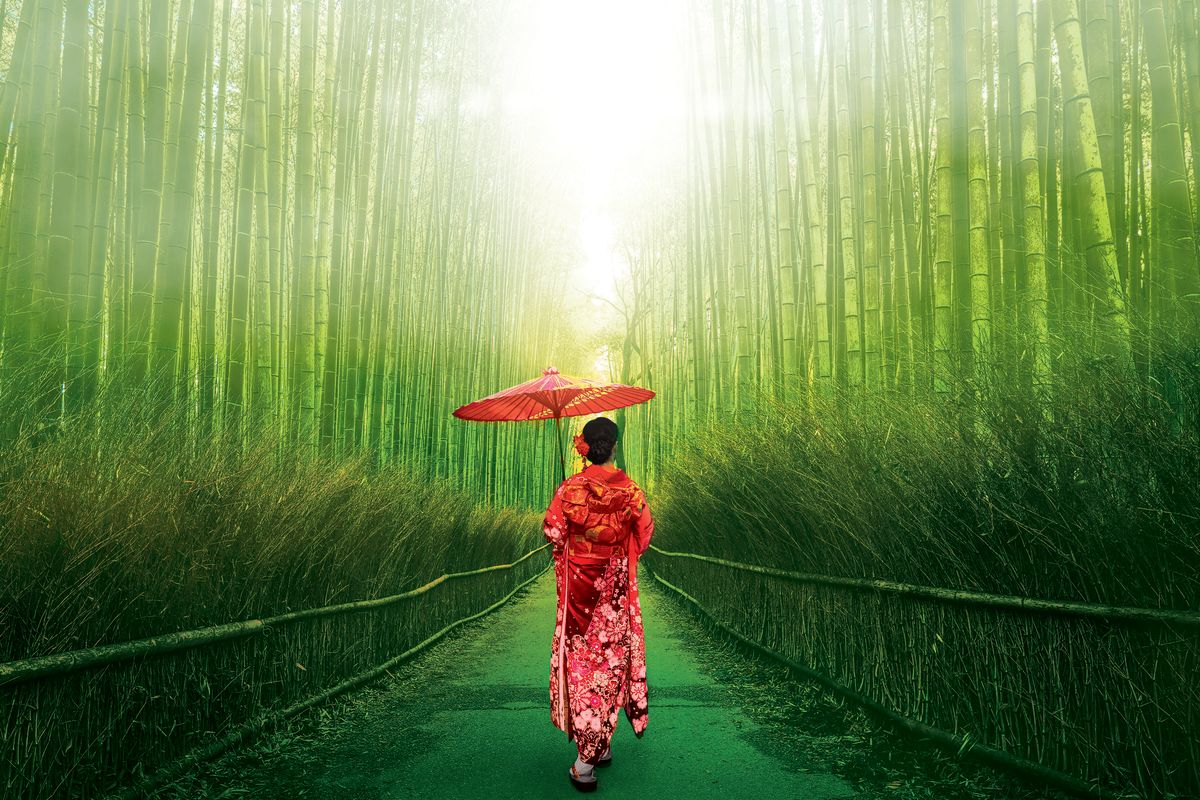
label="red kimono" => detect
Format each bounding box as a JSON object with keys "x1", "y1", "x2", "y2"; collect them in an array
[{"x1": 542, "y1": 463, "x2": 654, "y2": 764}]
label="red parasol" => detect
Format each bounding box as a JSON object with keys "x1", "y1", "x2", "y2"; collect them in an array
[{"x1": 452, "y1": 366, "x2": 655, "y2": 481}]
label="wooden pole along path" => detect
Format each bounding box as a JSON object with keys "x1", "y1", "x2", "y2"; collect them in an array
[
  {"x1": 0, "y1": 544, "x2": 550, "y2": 688},
  {"x1": 103, "y1": 563, "x2": 552, "y2": 800},
  {"x1": 648, "y1": 568, "x2": 1112, "y2": 798},
  {"x1": 647, "y1": 545, "x2": 1200, "y2": 627}
]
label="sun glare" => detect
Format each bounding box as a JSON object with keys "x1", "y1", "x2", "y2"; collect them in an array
[
  {"x1": 578, "y1": 212, "x2": 622, "y2": 301},
  {"x1": 495, "y1": 0, "x2": 688, "y2": 310},
  {"x1": 503, "y1": 0, "x2": 687, "y2": 181}
]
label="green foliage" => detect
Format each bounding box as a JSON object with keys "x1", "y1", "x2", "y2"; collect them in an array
[
  {"x1": 0, "y1": 351, "x2": 545, "y2": 798},
  {"x1": 0, "y1": 371, "x2": 541, "y2": 663},
  {"x1": 656, "y1": 342, "x2": 1200, "y2": 607},
  {"x1": 649, "y1": 336, "x2": 1200, "y2": 796},
  {"x1": 0, "y1": 0, "x2": 581, "y2": 511}
]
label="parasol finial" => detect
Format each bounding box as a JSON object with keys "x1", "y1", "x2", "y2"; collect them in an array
[{"x1": 542, "y1": 365, "x2": 559, "y2": 376}]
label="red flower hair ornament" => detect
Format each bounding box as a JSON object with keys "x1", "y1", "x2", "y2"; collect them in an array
[{"x1": 573, "y1": 434, "x2": 590, "y2": 458}]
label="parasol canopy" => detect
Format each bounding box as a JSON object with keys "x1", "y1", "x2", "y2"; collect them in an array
[
  {"x1": 452, "y1": 366, "x2": 654, "y2": 422},
  {"x1": 451, "y1": 366, "x2": 655, "y2": 480}
]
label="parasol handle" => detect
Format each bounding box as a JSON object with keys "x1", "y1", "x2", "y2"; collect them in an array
[{"x1": 553, "y1": 415, "x2": 567, "y2": 484}]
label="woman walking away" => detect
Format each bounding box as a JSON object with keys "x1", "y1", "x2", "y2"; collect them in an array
[{"x1": 542, "y1": 416, "x2": 654, "y2": 792}]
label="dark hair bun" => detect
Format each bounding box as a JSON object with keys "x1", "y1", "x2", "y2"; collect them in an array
[{"x1": 581, "y1": 416, "x2": 619, "y2": 464}]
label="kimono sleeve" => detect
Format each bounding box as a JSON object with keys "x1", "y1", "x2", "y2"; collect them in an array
[
  {"x1": 543, "y1": 481, "x2": 569, "y2": 554},
  {"x1": 630, "y1": 489, "x2": 654, "y2": 557}
]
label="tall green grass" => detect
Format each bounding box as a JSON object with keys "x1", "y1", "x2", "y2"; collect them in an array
[
  {"x1": 648, "y1": 339, "x2": 1200, "y2": 796},
  {"x1": 0, "y1": 373, "x2": 540, "y2": 662},
  {"x1": 657, "y1": 349, "x2": 1199, "y2": 607},
  {"x1": 0, "y1": 363, "x2": 543, "y2": 798}
]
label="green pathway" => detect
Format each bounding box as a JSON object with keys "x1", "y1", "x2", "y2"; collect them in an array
[
  {"x1": 167, "y1": 570, "x2": 1061, "y2": 800},
  {"x1": 392, "y1": 570, "x2": 854, "y2": 798}
]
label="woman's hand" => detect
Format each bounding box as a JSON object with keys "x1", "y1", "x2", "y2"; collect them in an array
[{"x1": 543, "y1": 482, "x2": 568, "y2": 551}]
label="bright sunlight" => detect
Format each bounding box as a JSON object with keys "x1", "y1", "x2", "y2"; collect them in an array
[{"x1": 497, "y1": 0, "x2": 689, "y2": 305}]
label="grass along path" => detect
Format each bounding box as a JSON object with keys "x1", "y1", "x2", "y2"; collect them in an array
[{"x1": 159, "y1": 568, "x2": 1068, "y2": 799}]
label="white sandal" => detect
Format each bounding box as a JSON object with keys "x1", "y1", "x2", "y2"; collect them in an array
[{"x1": 569, "y1": 763, "x2": 598, "y2": 792}]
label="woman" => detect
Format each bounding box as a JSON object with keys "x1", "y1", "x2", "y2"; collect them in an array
[{"x1": 542, "y1": 416, "x2": 654, "y2": 792}]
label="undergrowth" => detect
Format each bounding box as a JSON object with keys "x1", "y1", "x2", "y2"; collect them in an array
[
  {"x1": 655, "y1": 340, "x2": 1200, "y2": 608},
  {"x1": 0, "y1": 367, "x2": 540, "y2": 663},
  {"x1": 648, "y1": 333, "x2": 1200, "y2": 797}
]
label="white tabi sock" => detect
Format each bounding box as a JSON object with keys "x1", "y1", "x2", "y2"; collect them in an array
[{"x1": 573, "y1": 756, "x2": 595, "y2": 777}]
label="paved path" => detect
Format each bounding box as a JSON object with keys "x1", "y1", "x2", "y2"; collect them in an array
[
  {"x1": 364, "y1": 569, "x2": 854, "y2": 799},
  {"x1": 169, "y1": 569, "x2": 1060, "y2": 799}
]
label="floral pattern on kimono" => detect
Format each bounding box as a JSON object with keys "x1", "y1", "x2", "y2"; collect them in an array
[{"x1": 543, "y1": 464, "x2": 653, "y2": 764}]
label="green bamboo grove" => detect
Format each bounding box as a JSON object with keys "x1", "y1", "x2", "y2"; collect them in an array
[
  {"x1": 613, "y1": 0, "x2": 1200, "y2": 485},
  {"x1": 0, "y1": 0, "x2": 587, "y2": 509},
  {"x1": 5, "y1": 0, "x2": 1198, "y2": 498},
  {"x1": 0, "y1": 0, "x2": 1198, "y2": 795}
]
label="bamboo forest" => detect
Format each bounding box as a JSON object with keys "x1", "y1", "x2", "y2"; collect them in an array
[{"x1": 0, "y1": 0, "x2": 1197, "y2": 797}]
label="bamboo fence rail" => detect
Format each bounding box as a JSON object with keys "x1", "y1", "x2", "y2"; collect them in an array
[
  {"x1": 645, "y1": 546, "x2": 1198, "y2": 798},
  {"x1": 1, "y1": 544, "x2": 551, "y2": 800},
  {"x1": 0, "y1": 544, "x2": 550, "y2": 688},
  {"x1": 648, "y1": 569, "x2": 1105, "y2": 798},
  {"x1": 104, "y1": 560, "x2": 551, "y2": 800},
  {"x1": 646, "y1": 545, "x2": 1200, "y2": 627}
]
